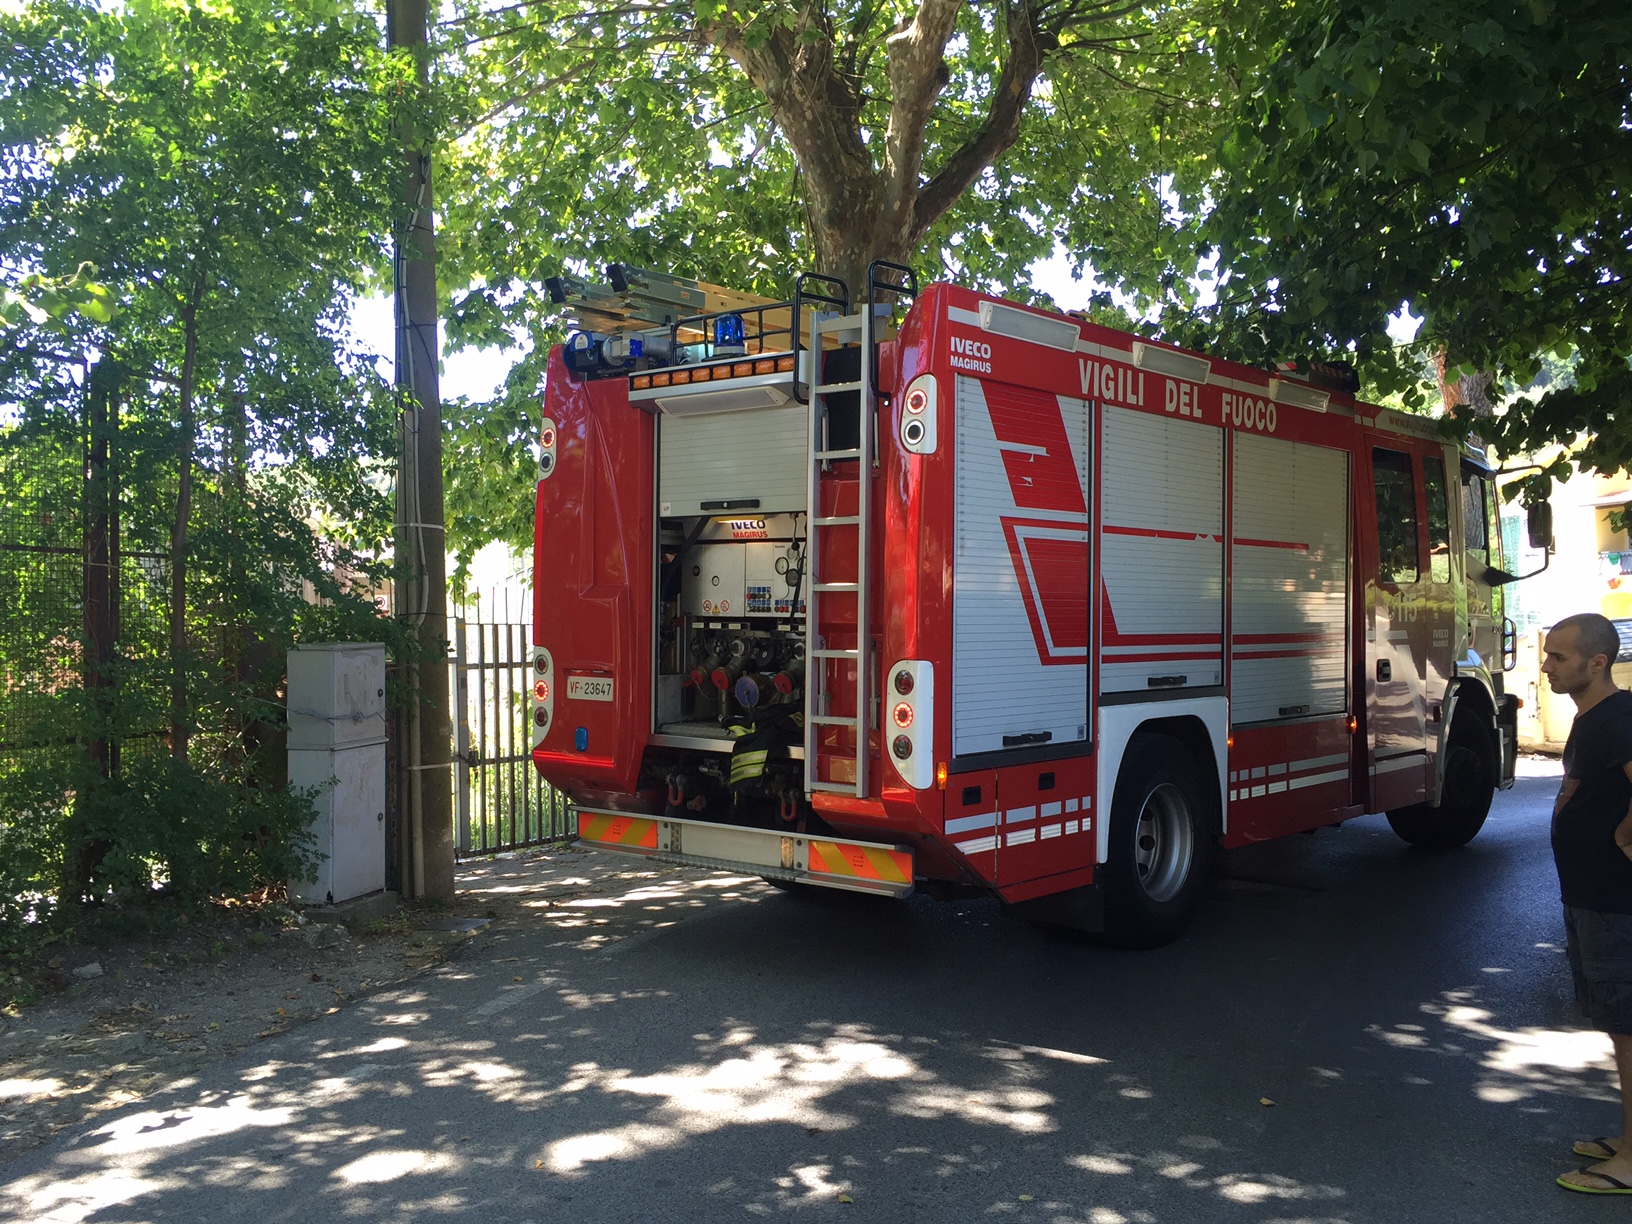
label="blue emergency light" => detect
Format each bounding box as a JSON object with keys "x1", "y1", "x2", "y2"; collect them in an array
[{"x1": 714, "y1": 313, "x2": 746, "y2": 356}]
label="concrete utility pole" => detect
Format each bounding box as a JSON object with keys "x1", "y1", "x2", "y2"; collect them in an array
[{"x1": 389, "y1": 0, "x2": 455, "y2": 902}]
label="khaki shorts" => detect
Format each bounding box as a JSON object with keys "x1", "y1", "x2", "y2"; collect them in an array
[{"x1": 1566, "y1": 906, "x2": 1632, "y2": 1034}]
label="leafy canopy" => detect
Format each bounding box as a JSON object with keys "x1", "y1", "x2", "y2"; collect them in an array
[
  {"x1": 434, "y1": 0, "x2": 1231, "y2": 566},
  {"x1": 0, "y1": 0, "x2": 413, "y2": 916},
  {"x1": 1182, "y1": 0, "x2": 1632, "y2": 480}
]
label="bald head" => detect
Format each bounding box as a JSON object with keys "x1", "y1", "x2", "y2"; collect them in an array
[
  {"x1": 1543, "y1": 613, "x2": 1623, "y2": 709},
  {"x1": 1554, "y1": 613, "x2": 1622, "y2": 669}
]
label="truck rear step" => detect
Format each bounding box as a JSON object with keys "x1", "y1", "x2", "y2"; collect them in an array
[{"x1": 576, "y1": 809, "x2": 914, "y2": 898}]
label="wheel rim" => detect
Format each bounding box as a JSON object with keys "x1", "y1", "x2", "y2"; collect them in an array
[{"x1": 1134, "y1": 782, "x2": 1195, "y2": 903}]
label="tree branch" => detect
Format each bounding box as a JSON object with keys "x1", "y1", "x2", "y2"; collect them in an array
[
  {"x1": 912, "y1": 0, "x2": 1048, "y2": 234},
  {"x1": 882, "y1": 0, "x2": 963, "y2": 210}
]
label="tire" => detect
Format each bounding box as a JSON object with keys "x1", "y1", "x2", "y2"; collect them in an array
[
  {"x1": 1100, "y1": 733, "x2": 1216, "y2": 948},
  {"x1": 1385, "y1": 718, "x2": 1496, "y2": 849}
]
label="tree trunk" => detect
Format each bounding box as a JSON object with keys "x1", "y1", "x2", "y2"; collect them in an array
[
  {"x1": 223, "y1": 389, "x2": 260, "y2": 778},
  {"x1": 707, "y1": 0, "x2": 1046, "y2": 298},
  {"x1": 169, "y1": 301, "x2": 200, "y2": 762},
  {"x1": 67, "y1": 360, "x2": 121, "y2": 903},
  {"x1": 391, "y1": 0, "x2": 456, "y2": 903}
]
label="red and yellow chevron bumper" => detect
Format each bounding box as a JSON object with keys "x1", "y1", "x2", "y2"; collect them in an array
[
  {"x1": 576, "y1": 812, "x2": 659, "y2": 851},
  {"x1": 575, "y1": 810, "x2": 913, "y2": 898},
  {"x1": 806, "y1": 839, "x2": 913, "y2": 890}
]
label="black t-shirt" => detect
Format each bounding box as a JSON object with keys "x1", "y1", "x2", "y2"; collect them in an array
[{"x1": 1553, "y1": 689, "x2": 1632, "y2": 914}]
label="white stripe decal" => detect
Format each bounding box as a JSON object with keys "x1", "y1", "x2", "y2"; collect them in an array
[
  {"x1": 1006, "y1": 828, "x2": 1037, "y2": 847},
  {"x1": 1065, "y1": 797, "x2": 1079, "y2": 813},
  {"x1": 1006, "y1": 805, "x2": 1037, "y2": 825},
  {"x1": 1040, "y1": 824, "x2": 1062, "y2": 839},
  {"x1": 946, "y1": 811, "x2": 997, "y2": 835},
  {"x1": 1041, "y1": 801, "x2": 1063, "y2": 818},
  {"x1": 1291, "y1": 752, "x2": 1348, "y2": 772},
  {"x1": 1375, "y1": 753, "x2": 1426, "y2": 775},
  {"x1": 1268, "y1": 780, "x2": 1287, "y2": 794},
  {"x1": 1287, "y1": 767, "x2": 1350, "y2": 790},
  {"x1": 955, "y1": 835, "x2": 998, "y2": 855}
]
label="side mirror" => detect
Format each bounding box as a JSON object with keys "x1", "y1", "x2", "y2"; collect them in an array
[{"x1": 1526, "y1": 501, "x2": 1553, "y2": 551}]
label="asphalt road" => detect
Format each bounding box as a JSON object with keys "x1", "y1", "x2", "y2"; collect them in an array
[{"x1": 4, "y1": 757, "x2": 1613, "y2": 1223}]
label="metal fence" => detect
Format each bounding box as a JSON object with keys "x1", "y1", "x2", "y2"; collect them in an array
[{"x1": 452, "y1": 602, "x2": 573, "y2": 855}]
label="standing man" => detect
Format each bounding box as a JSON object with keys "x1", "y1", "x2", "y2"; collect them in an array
[{"x1": 1542, "y1": 612, "x2": 1632, "y2": 1194}]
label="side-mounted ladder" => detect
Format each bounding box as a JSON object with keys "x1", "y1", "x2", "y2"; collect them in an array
[{"x1": 803, "y1": 263, "x2": 917, "y2": 797}]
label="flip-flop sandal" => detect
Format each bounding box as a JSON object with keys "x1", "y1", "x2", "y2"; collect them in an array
[
  {"x1": 1559, "y1": 1168, "x2": 1632, "y2": 1195},
  {"x1": 1573, "y1": 1138, "x2": 1619, "y2": 1161}
]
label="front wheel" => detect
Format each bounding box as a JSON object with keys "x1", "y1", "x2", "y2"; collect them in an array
[
  {"x1": 1100, "y1": 733, "x2": 1215, "y2": 948},
  {"x1": 1386, "y1": 719, "x2": 1496, "y2": 849}
]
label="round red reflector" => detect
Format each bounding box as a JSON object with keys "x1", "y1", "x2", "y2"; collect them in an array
[
  {"x1": 906, "y1": 388, "x2": 928, "y2": 415},
  {"x1": 892, "y1": 735, "x2": 913, "y2": 760},
  {"x1": 893, "y1": 670, "x2": 914, "y2": 695},
  {"x1": 534, "y1": 679, "x2": 549, "y2": 702},
  {"x1": 892, "y1": 701, "x2": 914, "y2": 729}
]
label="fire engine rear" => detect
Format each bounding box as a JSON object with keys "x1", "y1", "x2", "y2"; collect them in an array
[{"x1": 529, "y1": 263, "x2": 1524, "y2": 946}]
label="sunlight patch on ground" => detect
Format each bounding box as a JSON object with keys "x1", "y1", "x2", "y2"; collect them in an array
[
  {"x1": 5, "y1": 1168, "x2": 172, "y2": 1224},
  {"x1": 1069, "y1": 1154, "x2": 1134, "y2": 1175},
  {"x1": 541, "y1": 1026, "x2": 1057, "y2": 1174},
  {"x1": 95, "y1": 1097, "x2": 296, "y2": 1155},
  {"x1": 990, "y1": 1042, "x2": 1108, "y2": 1067},
  {"x1": 1371, "y1": 988, "x2": 1618, "y2": 1107},
  {"x1": 320, "y1": 1037, "x2": 410, "y2": 1058},
  {"x1": 331, "y1": 1148, "x2": 460, "y2": 1185},
  {"x1": 1441, "y1": 1005, "x2": 1612, "y2": 1074},
  {"x1": 0, "y1": 1076, "x2": 62, "y2": 1098},
  {"x1": 1066, "y1": 1147, "x2": 1346, "y2": 1210}
]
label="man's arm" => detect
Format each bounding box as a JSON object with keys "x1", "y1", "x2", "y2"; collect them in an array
[
  {"x1": 1558, "y1": 775, "x2": 1581, "y2": 817},
  {"x1": 1616, "y1": 760, "x2": 1632, "y2": 862}
]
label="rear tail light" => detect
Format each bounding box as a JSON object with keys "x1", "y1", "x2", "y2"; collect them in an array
[
  {"x1": 530, "y1": 647, "x2": 555, "y2": 746},
  {"x1": 885, "y1": 661, "x2": 933, "y2": 789}
]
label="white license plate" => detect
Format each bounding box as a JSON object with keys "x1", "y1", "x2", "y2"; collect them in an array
[{"x1": 566, "y1": 675, "x2": 614, "y2": 702}]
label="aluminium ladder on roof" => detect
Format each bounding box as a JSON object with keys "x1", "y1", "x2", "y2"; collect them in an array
[{"x1": 803, "y1": 308, "x2": 876, "y2": 797}]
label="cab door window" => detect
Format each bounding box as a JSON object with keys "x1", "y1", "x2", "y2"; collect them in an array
[
  {"x1": 1373, "y1": 448, "x2": 1419, "y2": 584},
  {"x1": 1423, "y1": 455, "x2": 1451, "y2": 582},
  {"x1": 1461, "y1": 465, "x2": 1490, "y2": 561}
]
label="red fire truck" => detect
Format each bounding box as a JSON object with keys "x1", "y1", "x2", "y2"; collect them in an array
[{"x1": 529, "y1": 264, "x2": 1523, "y2": 946}]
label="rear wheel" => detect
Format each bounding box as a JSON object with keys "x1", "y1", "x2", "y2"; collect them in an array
[
  {"x1": 1100, "y1": 733, "x2": 1215, "y2": 948},
  {"x1": 1386, "y1": 717, "x2": 1496, "y2": 849}
]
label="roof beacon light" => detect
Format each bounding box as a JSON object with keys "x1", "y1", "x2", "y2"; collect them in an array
[
  {"x1": 1131, "y1": 341, "x2": 1212, "y2": 384},
  {"x1": 714, "y1": 313, "x2": 746, "y2": 357}
]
